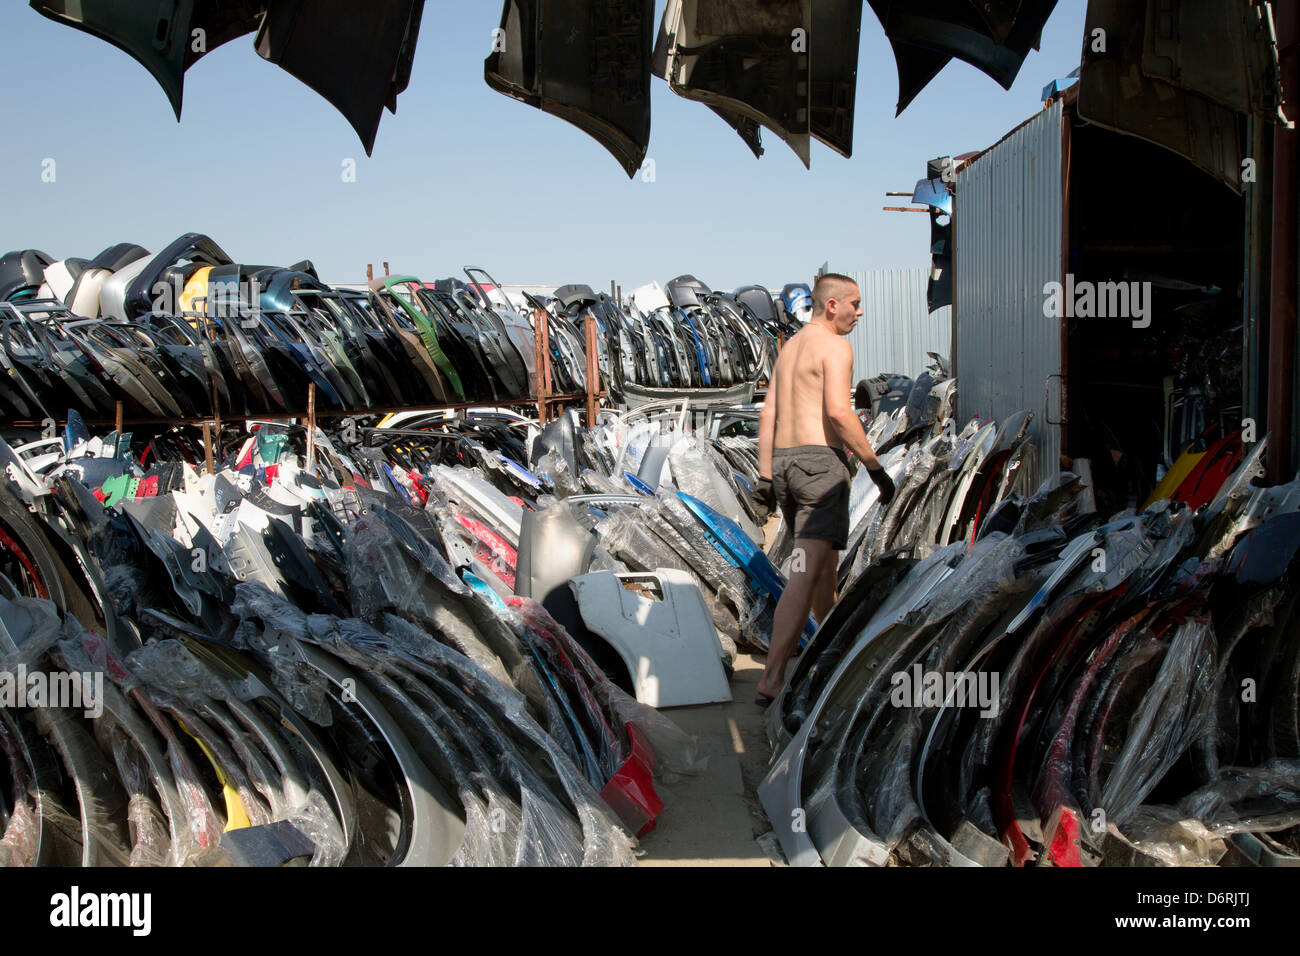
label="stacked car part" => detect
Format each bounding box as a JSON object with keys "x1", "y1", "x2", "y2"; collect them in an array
[{"x1": 1, "y1": 239, "x2": 791, "y2": 419}]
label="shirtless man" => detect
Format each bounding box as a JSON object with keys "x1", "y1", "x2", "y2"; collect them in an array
[{"x1": 754, "y1": 273, "x2": 895, "y2": 703}]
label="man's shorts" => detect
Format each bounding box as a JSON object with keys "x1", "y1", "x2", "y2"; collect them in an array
[{"x1": 771, "y1": 445, "x2": 851, "y2": 551}]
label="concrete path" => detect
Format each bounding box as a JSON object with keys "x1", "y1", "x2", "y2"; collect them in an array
[{"x1": 636, "y1": 653, "x2": 777, "y2": 866}]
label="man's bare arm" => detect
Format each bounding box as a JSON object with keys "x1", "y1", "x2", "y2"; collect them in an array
[
  {"x1": 822, "y1": 338, "x2": 882, "y2": 470},
  {"x1": 757, "y1": 364, "x2": 778, "y2": 478}
]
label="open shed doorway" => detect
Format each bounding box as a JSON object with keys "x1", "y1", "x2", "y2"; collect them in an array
[{"x1": 1064, "y1": 117, "x2": 1246, "y2": 514}]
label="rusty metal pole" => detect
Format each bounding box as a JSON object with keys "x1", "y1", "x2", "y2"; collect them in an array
[
  {"x1": 585, "y1": 312, "x2": 599, "y2": 427},
  {"x1": 366, "y1": 263, "x2": 374, "y2": 282},
  {"x1": 202, "y1": 421, "x2": 215, "y2": 476},
  {"x1": 114, "y1": 401, "x2": 123, "y2": 434},
  {"x1": 533, "y1": 307, "x2": 549, "y2": 424},
  {"x1": 1268, "y1": 2, "x2": 1299, "y2": 484},
  {"x1": 305, "y1": 382, "x2": 317, "y2": 470}
]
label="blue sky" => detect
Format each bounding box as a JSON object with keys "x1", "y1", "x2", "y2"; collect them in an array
[{"x1": 0, "y1": 1, "x2": 1086, "y2": 291}]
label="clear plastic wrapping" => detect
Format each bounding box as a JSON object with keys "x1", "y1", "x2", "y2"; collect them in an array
[
  {"x1": 536, "y1": 448, "x2": 579, "y2": 499},
  {"x1": 228, "y1": 594, "x2": 333, "y2": 727},
  {"x1": 665, "y1": 436, "x2": 761, "y2": 541},
  {"x1": 508, "y1": 597, "x2": 706, "y2": 778},
  {"x1": 0, "y1": 596, "x2": 64, "y2": 670},
  {"x1": 283, "y1": 788, "x2": 347, "y2": 868},
  {"x1": 106, "y1": 727, "x2": 170, "y2": 868},
  {"x1": 1099, "y1": 615, "x2": 1220, "y2": 824},
  {"x1": 0, "y1": 712, "x2": 39, "y2": 867},
  {"x1": 1175, "y1": 760, "x2": 1300, "y2": 836},
  {"x1": 343, "y1": 516, "x2": 520, "y2": 692},
  {"x1": 1111, "y1": 805, "x2": 1228, "y2": 866},
  {"x1": 921, "y1": 533, "x2": 1024, "y2": 626},
  {"x1": 386, "y1": 612, "x2": 634, "y2": 864}
]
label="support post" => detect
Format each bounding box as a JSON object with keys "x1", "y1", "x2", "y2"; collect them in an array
[
  {"x1": 534, "y1": 307, "x2": 550, "y2": 424},
  {"x1": 305, "y1": 382, "x2": 317, "y2": 469},
  {"x1": 114, "y1": 401, "x2": 123, "y2": 434},
  {"x1": 585, "y1": 312, "x2": 599, "y2": 427},
  {"x1": 202, "y1": 421, "x2": 215, "y2": 476}
]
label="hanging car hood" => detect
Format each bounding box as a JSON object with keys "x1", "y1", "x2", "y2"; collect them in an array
[
  {"x1": 485, "y1": 0, "x2": 654, "y2": 178},
  {"x1": 868, "y1": 0, "x2": 1059, "y2": 114},
  {"x1": 30, "y1": 0, "x2": 263, "y2": 118},
  {"x1": 254, "y1": 0, "x2": 425, "y2": 155},
  {"x1": 654, "y1": 0, "x2": 813, "y2": 166},
  {"x1": 652, "y1": 0, "x2": 861, "y2": 163},
  {"x1": 1077, "y1": 0, "x2": 1286, "y2": 194},
  {"x1": 32, "y1": 0, "x2": 422, "y2": 154}
]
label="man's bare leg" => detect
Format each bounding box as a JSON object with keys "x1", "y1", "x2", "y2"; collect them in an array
[
  {"x1": 811, "y1": 548, "x2": 839, "y2": 623},
  {"x1": 757, "y1": 537, "x2": 833, "y2": 700}
]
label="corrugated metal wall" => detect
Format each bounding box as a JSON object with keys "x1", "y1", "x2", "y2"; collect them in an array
[
  {"x1": 954, "y1": 99, "x2": 1064, "y2": 488},
  {"x1": 838, "y1": 268, "x2": 952, "y2": 382}
]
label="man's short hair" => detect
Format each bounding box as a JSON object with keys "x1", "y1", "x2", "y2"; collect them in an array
[{"x1": 812, "y1": 273, "x2": 858, "y2": 315}]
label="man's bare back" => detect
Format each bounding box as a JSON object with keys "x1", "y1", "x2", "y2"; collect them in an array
[{"x1": 770, "y1": 323, "x2": 847, "y2": 451}]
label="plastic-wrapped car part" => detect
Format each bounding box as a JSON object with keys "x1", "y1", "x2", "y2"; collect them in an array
[
  {"x1": 372, "y1": 619, "x2": 586, "y2": 866},
  {"x1": 665, "y1": 436, "x2": 762, "y2": 542},
  {"x1": 920, "y1": 533, "x2": 1025, "y2": 626},
  {"x1": 0, "y1": 597, "x2": 134, "y2": 866},
  {"x1": 121, "y1": 647, "x2": 275, "y2": 831},
  {"x1": 231, "y1": 580, "x2": 632, "y2": 865},
  {"x1": 849, "y1": 541, "x2": 1027, "y2": 857},
  {"x1": 104, "y1": 726, "x2": 171, "y2": 867},
  {"x1": 1173, "y1": 760, "x2": 1300, "y2": 836},
  {"x1": 315, "y1": 638, "x2": 506, "y2": 865},
  {"x1": 136, "y1": 694, "x2": 225, "y2": 861},
  {"x1": 592, "y1": 504, "x2": 744, "y2": 652},
  {"x1": 72, "y1": 621, "x2": 350, "y2": 867},
  {"x1": 0, "y1": 712, "x2": 40, "y2": 867},
  {"x1": 343, "y1": 513, "x2": 517, "y2": 691},
  {"x1": 655, "y1": 493, "x2": 768, "y2": 641},
  {"x1": 536, "y1": 448, "x2": 580, "y2": 499},
  {"x1": 871, "y1": 443, "x2": 942, "y2": 560},
  {"x1": 1097, "y1": 615, "x2": 1220, "y2": 825},
  {"x1": 326, "y1": 627, "x2": 524, "y2": 866},
  {"x1": 1016, "y1": 472, "x2": 1084, "y2": 535},
  {"x1": 333, "y1": 619, "x2": 575, "y2": 866},
  {"x1": 346, "y1": 510, "x2": 583, "y2": 762},
  {"x1": 508, "y1": 597, "x2": 705, "y2": 779},
  {"x1": 363, "y1": 614, "x2": 635, "y2": 865},
  {"x1": 56, "y1": 629, "x2": 197, "y2": 867},
  {"x1": 1031, "y1": 607, "x2": 1149, "y2": 837},
  {"x1": 0, "y1": 596, "x2": 65, "y2": 669},
  {"x1": 369, "y1": 614, "x2": 637, "y2": 865},
  {"x1": 1109, "y1": 805, "x2": 1228, "y2": 866}
]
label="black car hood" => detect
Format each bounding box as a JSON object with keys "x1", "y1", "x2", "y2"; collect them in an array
[
  {"x1": 30, "y1": 0, "x2": 263, "y2": 118},
  {"x1": 254, "y1": 0, "x2": 425, "y2": 155},
  {"x1": 32, "y1": 0, "x2": 422, "y2": 154},
  {"x1": 652, "y1": 0, "x2": 864, "y2": 165},
  {"x1": 868, "y1": 0, "x2": 1059, "y2": 113},
  {"x1": 485, "y1": 0, "x2": 654, "y2": 178}
]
